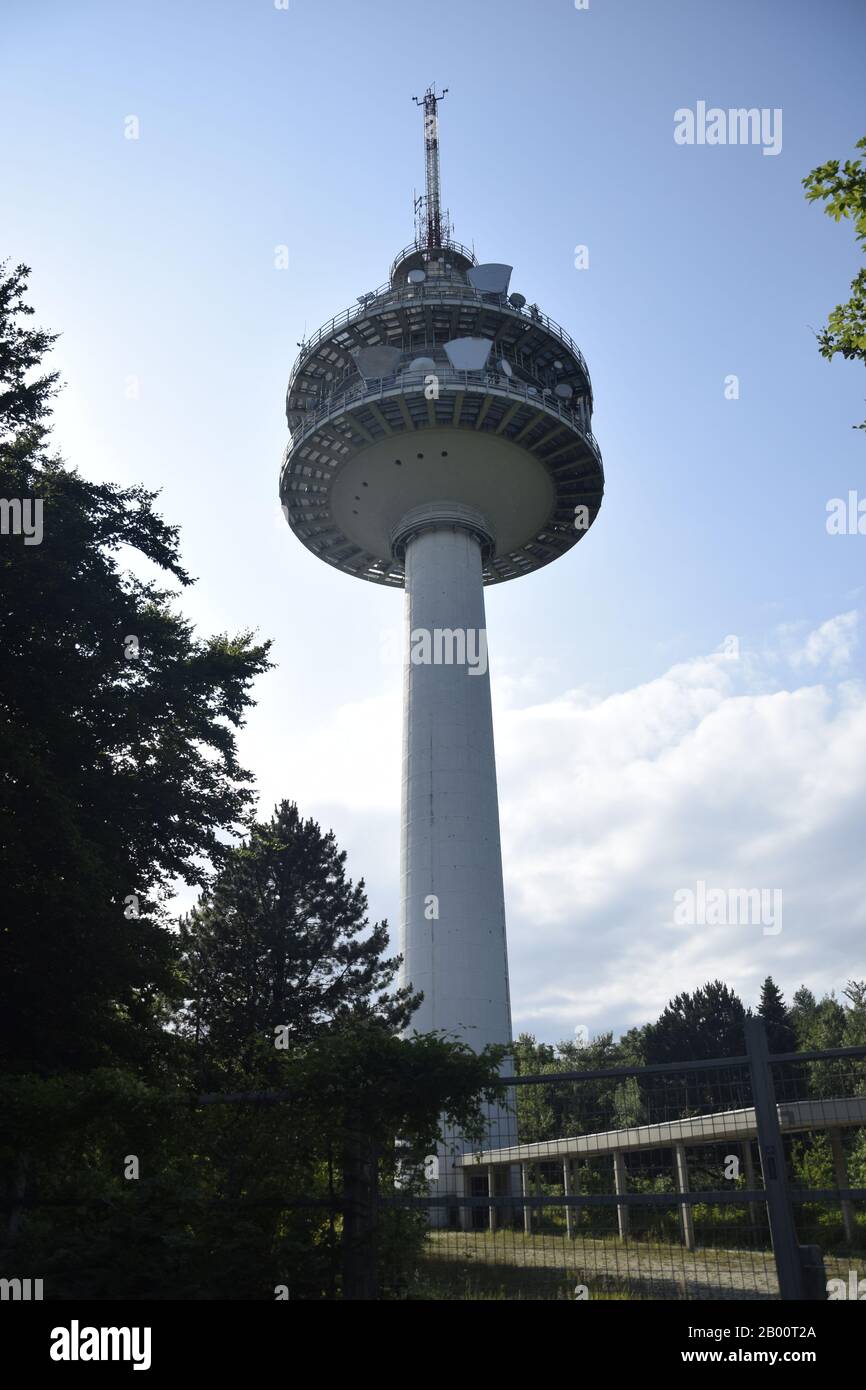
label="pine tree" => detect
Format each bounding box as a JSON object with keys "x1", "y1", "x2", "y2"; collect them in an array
[
  {"x1": 757, "y1": 976, "x2": 795, "y2": 1054},
  {"x1": 638, "y1": 982, "x2": 749, "y2": 1116},
  {"x1": 642, "y1": 981, "x2": 747, "y2": 1063},
  {"x1": 177, "y1": 800, "x2": 420, "y2": 1080}
]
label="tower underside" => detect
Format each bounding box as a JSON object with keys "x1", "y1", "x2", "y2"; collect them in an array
[{"x1": 280, "y1": 252, "x2": 603, "y2": 587}]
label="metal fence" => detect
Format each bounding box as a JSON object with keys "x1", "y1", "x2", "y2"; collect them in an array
[
  {"x1": 4, "y1": 1022, "x2": 864, "y2": 1302},
  {"x1": 374, "y1": 1021, "x2": 866, "y2": 1301}
]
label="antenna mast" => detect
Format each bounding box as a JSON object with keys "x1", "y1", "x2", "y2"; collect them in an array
[{"x1": 413, "y1": 85, "x2": 449, "y2": 249}]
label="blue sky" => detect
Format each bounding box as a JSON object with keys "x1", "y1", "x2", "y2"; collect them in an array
[{"x1": 3, "y1": 0, "x2": 865, "y2": 1043}]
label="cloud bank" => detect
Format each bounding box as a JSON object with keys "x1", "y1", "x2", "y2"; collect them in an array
[{"x1": 251, "y1": 613, "x2": 866, "y2": 1044}]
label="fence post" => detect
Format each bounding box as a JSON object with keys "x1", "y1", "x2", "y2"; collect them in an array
[
  {"x1": 563, "y1": 1160, "x2": 574, "y2": 1240},
  {"x1": 487, "y1": 1165, "x2": 497, "y2": 1233},
  {"x1": 673, "y1": 1141, "x2": 695, "y2": 1252},
  {"x1": 613, "y1": 1151, "x2": 630, "y2": 1241},
  {"x1": 742, "y1": 1139, "x2": 760, "y2": 1229},
  {"x1": 828, "y1": 1128, "x2": 856, "y2": 1244},
  {"x1": 521, "y1": 1162, "x2": 532, "y2": 1235},
  {"x1": 341, "y1": 1128, "x2": 378, "y2": 1300},
  {"x1": 744, "y1": 1017, "x2": 806, "y2": 1300}
]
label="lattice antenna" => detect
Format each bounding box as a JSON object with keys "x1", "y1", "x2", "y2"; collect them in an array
[{"x1": 412, "y1": 85, "x2": 449, "y2": 249}]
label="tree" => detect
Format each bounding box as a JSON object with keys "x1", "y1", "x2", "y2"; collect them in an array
[
  {"x1": 757, "y1": 976, "x2": 795, "y2": 1054},
  {"x1": 511, "y1": 1034, "x2": 559, "y2": 1142},
  {"x1": 3, "y1": 1025, "x2": 506, "y2": 1299},
  {"x1": 791, "y1": 986, "x2": 818, "y2": 1047},
  {"x1": 803, "y1": 135, "x2": 866, "y2": 428},
  {"x1": 841, "y1": 980, "x2": 866, "y2": 1047},
  {"x1": 638, "y1": 982, "x2": 749, "y2": 1121},
  {"x1": 177, "y1": 801, "x2": 420, "y2": 1082},
  {"x1": 0, "y1": 262, "x2": 272, "y2": 1074},
  {"x1": 641, "y1": 981, "x2": 747, "y2": 1065}
]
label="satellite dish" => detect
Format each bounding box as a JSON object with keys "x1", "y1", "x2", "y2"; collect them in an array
[
  {"x1": 554, "y1": 383, "x2": 573, "y2": 399},
  {"x1": 498, "y1": 358, "x2": 513, "y2": 378},
  {"x1": 443, "y1": 337, "x2": 493, "y2": 372},
  {"x1": 553, "y1": 359, "x2": 564, "y2": 371},
  {"x1": 509, "y1": 292, "x2": 526, "y2": 308},
  {"x1": 467, "y1": 263, "x2": 513, "y2": 295},
  {"x1": 527, "y1": 386, "x2": 538, "y2": 396},
  {"x1": 408, "y1": 356, "x2": 436, "y2": 373},
  {"x1": 353, "y1": 345, "x2": 403, "y2": 379},
  {"x1": 407, "y1": 269, "x2": 426, "y2": 285}
]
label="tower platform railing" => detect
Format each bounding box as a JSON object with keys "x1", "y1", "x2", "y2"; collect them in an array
[
  {"x1": 294, "y1": 333, "x2": 583, "y2": 406},
  {"x1": 387, "y1": 237, "x2": 479, "y2": 283},
  {"x1": 281, "y1": 367, "x2": 603, "y2": 490},
  {"x1": 290, "y1": 282, "x2": 594, "y2": 400}
]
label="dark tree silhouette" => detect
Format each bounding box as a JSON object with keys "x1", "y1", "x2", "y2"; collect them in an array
[{"x1": 177, "y1": 800, "x2": 421, "y2": 1081}]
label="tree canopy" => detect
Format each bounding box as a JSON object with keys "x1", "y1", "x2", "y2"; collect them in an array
[
  {"x1": 177, "y1": 800, "x2": 421, "y2": 1084},
  {"x1": 803, "y1": 135, "x2": 866, "y2": 427},
  {"x1": 0, "y1": 262, "x2": 272, "y2": 1073}
]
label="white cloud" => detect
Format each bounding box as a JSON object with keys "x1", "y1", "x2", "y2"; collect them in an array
[
  {"x1": 242, "y1": 614, "x2": 866, "y2": 1043},
  {"x1": 787, "y1": 611, "x2": 858, "y2": 673}
]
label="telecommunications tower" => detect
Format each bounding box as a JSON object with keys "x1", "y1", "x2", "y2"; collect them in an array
[{"x1": 280, "y1": 88, "x2": 604, "y2": 1218}]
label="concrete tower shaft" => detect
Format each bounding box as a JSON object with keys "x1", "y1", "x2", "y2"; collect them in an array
[{"x1": 395, "y1": 503, "x2": 512, "y2": 1053}]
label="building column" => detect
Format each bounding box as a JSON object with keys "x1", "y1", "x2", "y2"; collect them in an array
[
  {"x1": 674, "y1": 1141, "x2": 695, "y2": 1252},
  {"x1": 613, "y1": 1151, "x2": 629, "y2": 1240},
  {"x1": 829, "y1": 1128, "x2": 855, "y2": 1244},
  {"x1": 563, "y1": 1160, "x2": 574, "y2": 1239}
]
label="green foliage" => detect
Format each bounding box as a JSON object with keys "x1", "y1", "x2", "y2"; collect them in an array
[
  {"x1": 512, "y1": 1031, "x2": 628, "y2": 1142},
  {"x1": 176, "y1": 801, "x2": 420, "y2": 1085},
  {"x1": 0, "y1": 264, "x2": 272, "y2": 1074},
  {"x1": 641, "y1": 981, "x2": 747, "y2": 1064},
  {"x1": 2, "y1": 1027, "x2": 506, "y2": 1299},
  {"x1": 758, "y1": 976, "x2": 795, "y2": 1054},
  {"x1": 611, "y1": 1075, "x2": 643, "y2": 1128},
  {"x1": 0, "y1": 261, "x2": 60, "y2": 439},
  {"x1": 847, "y1": 1128, "x2": 866, "y2": 1188},
  {"x1": 803, "y1": 135, "x2": 866, "y2": 427},
  {"x1": 842, "y1": 981, "x2": 866, "y2": 1046},
  {"x1": 791, "y1": 1132, "x2": 834, "y2": 1189},
  {"x1": 511, "y1": 1033, "x2": 557, "y2": 1140}
]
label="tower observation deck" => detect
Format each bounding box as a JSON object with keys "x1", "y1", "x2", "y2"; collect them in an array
[{"x1": 279, "y1": 88, "x2": 604, "y2": 1223}]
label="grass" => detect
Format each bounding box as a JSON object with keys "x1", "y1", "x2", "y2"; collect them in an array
[
  {"x1": 409, "y1": 1227, "x2": 866, "y2": 1301},
  {"x1": 406, "y1": 1254, "x2": 634, "y2": 1301}
]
